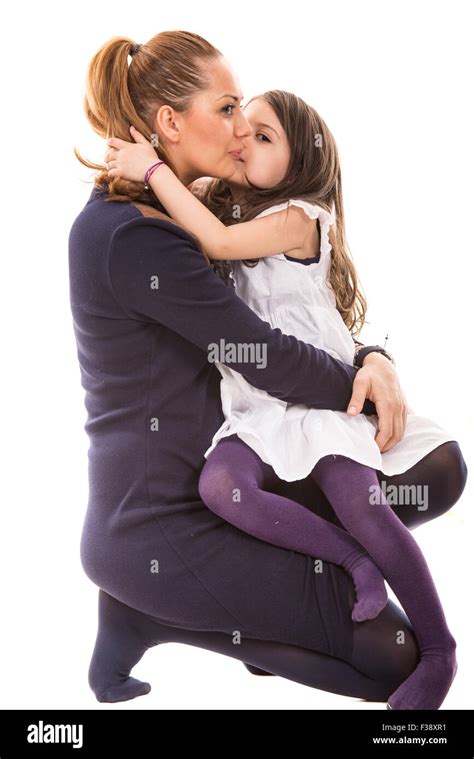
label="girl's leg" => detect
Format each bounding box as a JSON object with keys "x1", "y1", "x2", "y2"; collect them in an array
[
  {"x1": 88, "y1": 586, "x2": 419, "y2": 704},
  {"x1": 245, "y1": 441, "x2": 467, "y2": 679},
  {"x1": 198, "y1": 435, "x2": 387, "y2": 622},
  {"x1": 310, "y1": 454, "x2": 458, "y2": 709}
]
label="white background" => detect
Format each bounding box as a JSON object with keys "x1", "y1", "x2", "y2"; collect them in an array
[{"x1": 1, "y1": 0, "x2": 472, "y2": 710}]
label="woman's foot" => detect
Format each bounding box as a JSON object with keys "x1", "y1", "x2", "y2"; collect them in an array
[
  {"x1": 95, "y1": 677, "x2": 152, "y2": 703},
  {"x1": 88, "y1": 590, "x2": 169, "y2": 703},
  {"x1": 348, "y1": 556, "x2": 388, "y2": 622},
  {"x1": 387, "y1": 645, "x2": 457, "y2": 710}
]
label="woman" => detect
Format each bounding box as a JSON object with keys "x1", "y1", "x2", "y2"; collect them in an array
[{"x1": 70, "y1": 31, "x2": 467, "y2": 705}]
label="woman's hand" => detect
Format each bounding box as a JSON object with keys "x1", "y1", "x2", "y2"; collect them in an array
[
  {"x1": 104, "y1": 125, "x2": 158, "y2": 183},
  {"x1": 346, "y1": 353, "x2": 410, "y2": 453}
]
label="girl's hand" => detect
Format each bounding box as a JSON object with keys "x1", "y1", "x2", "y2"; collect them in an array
[{"x1": 104, "y1": 125, "x2": 158, "y2": 183}]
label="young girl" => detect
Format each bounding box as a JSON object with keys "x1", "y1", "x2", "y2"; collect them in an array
[{"x1": 105, "y1": 90, "x2": 462, "y2": 709}]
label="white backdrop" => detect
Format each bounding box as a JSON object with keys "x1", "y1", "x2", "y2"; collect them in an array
[{"x1": 1, "y1": 0, "x2": 472, "y2": 710}]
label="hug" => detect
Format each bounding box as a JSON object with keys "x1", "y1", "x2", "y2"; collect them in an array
[{"x1": 69, "y1": 30, "x2": 468, "y2": 708}]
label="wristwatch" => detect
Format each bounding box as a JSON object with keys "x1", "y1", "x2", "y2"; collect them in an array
[{"x1": 353, "y1": 343, "x2": 395, "y2": 369}]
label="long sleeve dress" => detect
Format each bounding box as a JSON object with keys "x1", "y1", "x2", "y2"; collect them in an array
[{"x1": 68, "y1": 186, "x2": 378, "y2": 662}]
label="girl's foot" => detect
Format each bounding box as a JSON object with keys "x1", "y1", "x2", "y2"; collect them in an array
[
  {"x1": 388, "y1": 645, "x2": 457, "y2": 710},
  {"x1": 348, "y1": 556, "x2": 388, "y2": 622}
]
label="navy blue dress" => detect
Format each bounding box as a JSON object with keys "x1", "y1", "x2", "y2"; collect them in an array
[{"x1": 68, "y1": 186, "x2": 376, "y2": 662}]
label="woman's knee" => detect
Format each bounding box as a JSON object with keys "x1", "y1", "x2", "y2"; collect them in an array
[
  {"x1": 441, "y1": 441, "x2": 468, "y2": 505},
  {"x1": 388, "y1": 441, "x2": 468, "y2": 527},
  {"x1": 426, "y1": 441, "x2": 468, "y2": 516}
]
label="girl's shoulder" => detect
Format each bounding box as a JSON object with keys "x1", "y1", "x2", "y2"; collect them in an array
[
  {"x1": 188, "y1": 177, "x2": 214, "y2": 201},
  {"x1": 254, "y1": 199, "x2": 336, "y2": 226}
]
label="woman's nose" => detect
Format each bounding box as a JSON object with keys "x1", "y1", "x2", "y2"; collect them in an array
[{"x1": 235, "y1": 110, "x2": 252, "y2": 138}]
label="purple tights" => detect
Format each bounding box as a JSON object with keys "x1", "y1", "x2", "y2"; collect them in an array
[{"x1": 198, "y1": 434, "x2": 465, "y2": 709}]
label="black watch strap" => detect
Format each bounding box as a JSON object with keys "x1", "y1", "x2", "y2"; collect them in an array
[{"x1": 353, "y1": 344, "x2": 394, "y2": 368}]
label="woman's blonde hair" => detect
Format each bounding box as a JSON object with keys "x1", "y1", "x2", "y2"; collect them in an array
[
  {"x1": 74, "y1": 31, "x2": 222, "y2": 206},
  {"x1": 200, "y1": 90, "x2": 367, "y2": 337}
]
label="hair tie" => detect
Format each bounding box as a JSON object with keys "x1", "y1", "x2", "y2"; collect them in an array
[{"x1": 130, "y1": 43, "x2": 142, "y2": 56}]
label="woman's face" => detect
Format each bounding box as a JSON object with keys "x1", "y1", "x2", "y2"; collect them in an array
[
  {"x1": 156, "y1": 56, "x2": 253, "y2": 185},
  {"x1": 233, "y1": 98, "x2": 292, "y2": 189}
]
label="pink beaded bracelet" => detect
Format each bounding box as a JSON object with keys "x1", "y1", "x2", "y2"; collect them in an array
[{"x1": 144, "y1": 161, "x2": 166, "y2": 189}]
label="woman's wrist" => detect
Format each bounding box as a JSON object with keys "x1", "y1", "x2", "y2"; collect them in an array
[{"x1": 355, "y1": 345, "x2": 395, "y2": 368}]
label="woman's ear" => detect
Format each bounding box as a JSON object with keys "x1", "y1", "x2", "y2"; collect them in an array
[{"x1": 154, "y1": 104, "x2": 181, "y2": 144}]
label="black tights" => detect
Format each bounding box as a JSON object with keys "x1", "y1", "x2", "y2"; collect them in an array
[{"x1": 87, "y1": 441, "x2": 467, "y2": 703}]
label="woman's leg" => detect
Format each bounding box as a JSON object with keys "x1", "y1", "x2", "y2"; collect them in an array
[
  {"x1": 309, "y1": 454, "x2": 458, "y2": 709},
  {"x1": 198, "y1": 435, "x2": 387, "y2": 622},
  {"x1": 377, "y1": 441, "x2": 468, "y2": 530},
  {"x1": 88, "y1": 586, "x2": 419, "y2": 704},
  {"x1": 347, "y1": 580, "x2": 421, "y2": 699}
]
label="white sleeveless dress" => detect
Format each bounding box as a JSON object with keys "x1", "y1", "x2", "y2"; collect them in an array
[{"x1": 203, "y1": 199, "x2": 456, "y2": 481}]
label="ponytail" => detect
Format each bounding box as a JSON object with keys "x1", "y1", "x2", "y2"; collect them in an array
[{"x1": 74, "y1": 31, "x2": 222, "y2": 204}]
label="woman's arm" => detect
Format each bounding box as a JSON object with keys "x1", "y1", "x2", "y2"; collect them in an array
[
  {"x1": 109, "y1": 216, "x2": 370, "y2": 412},
  {"x1": 106, "y1": 128, "x2": 311, "y2": 261},
  {"x1": 108, "y1": 216, "x2": 409, "y2": 453}
]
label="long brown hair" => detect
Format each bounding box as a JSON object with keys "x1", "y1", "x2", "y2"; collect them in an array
[
  {"x1": 74, "y1": 31, "x2": 222, "y2": 206},
  {"x1": 200, "y1": 90, "x2": 367, "y2": 336}
]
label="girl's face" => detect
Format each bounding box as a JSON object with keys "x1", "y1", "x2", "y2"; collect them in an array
[
  {"x1": 232, "y1": 98, "x2": 291, "y2": 189},
  {"x1": 156, "y1": 56, "x2": 253, "y2": 185}
]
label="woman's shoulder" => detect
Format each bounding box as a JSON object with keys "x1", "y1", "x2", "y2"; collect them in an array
[
  {"x1": 69, "y1": 187, "x2": 208, "y2": 290},
  {"x1": 79, "y1": 185, "x2": 203, "y2": 249},
  {"x1": 127, "y1": 199, "x2": 197, "y2": 238},
  {"x1": 124, "y1": 201, "x2": 206, "y2": 255}
]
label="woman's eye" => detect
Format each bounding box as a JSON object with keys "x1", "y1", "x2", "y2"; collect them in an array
[
  {"x1": 256, "y1": 133, "x2": 271, "y2": 143},
  {"x1": 222, "y1": 104, "x2": 236, "y2": 115}
]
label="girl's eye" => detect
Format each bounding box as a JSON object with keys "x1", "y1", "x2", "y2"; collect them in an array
[
  {"x1": 256, "y1": 133, "x2": 271, "y2": 143},
  {"x1": 222, "y1": 104, "x2": 236, "y2": 116}
]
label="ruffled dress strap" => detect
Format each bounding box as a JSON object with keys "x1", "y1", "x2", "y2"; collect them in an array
[{"x1": 254, "y1": 199, "x2": 336, "y2": 267}]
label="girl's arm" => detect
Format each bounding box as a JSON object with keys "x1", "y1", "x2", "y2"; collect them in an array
[
  {"x1": 148, "y1": 164, "x2": 311, "y2": 260},
  {"x1": 106, "y1": 128, "x2": 313, "y2": 261}
]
